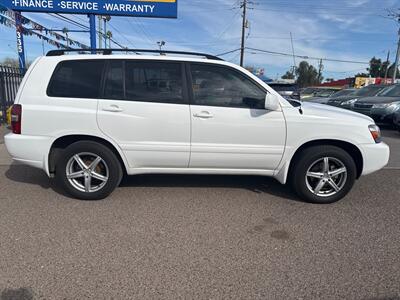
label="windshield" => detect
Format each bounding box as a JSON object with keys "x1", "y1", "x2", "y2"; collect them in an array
[
  {"x1": 314, "y1": 89, "x2": 337, "y2": 97},
  {"x1": 378, "y1": 85, "x2": 400, "y2": 97},
  {"x1": 301, "y1": 88, "x2": 317, "y2": 94},
  {"x1": 332, "y1": 89, "x2": 356, "y2": 97},
  {"x1": 355, "y1": 85, "x2": 386, "y2": 96}
]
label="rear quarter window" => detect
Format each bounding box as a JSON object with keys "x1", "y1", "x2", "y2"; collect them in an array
[{"x1": 47, "y1": 60, "x2": 105, "y2": 98}]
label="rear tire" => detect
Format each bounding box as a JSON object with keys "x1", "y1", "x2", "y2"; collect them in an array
[
  {"x1": 290, "y1": 146, "x2": 357, "y2": 204},
  {"x1": 55, "y1": 141, "x2": 123, "y2": 200}
]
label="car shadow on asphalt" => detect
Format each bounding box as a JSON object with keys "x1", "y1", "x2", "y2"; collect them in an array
[
  {"x1": 121, "y1": 173, "x2": 302, "y2": 201},
  {"x1": 4, "y1": 163, "x2": 71, "y2": 198},
  {"x1": 5, "y1": 163, "x2": 301, "y2": 202}
]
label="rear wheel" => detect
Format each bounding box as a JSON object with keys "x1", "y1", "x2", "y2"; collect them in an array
[
  {"x1": 55, "y1": 141, "x2": 123, "y2": 200},
  {"x1": 290, "y1": 146, "x2": 357, "y2": 204}
]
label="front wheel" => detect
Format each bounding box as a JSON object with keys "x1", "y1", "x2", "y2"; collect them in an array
[
  {"x1": 290, "y1": 146, "x2": 357, "y2": 204},
  {"x1": 55, "y1": 141, "x2": 123, "y2": 200}
]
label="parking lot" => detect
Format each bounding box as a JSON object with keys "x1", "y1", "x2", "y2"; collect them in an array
[{"x1": 0, "y1": 126, "x2": 399, "y2": 299}]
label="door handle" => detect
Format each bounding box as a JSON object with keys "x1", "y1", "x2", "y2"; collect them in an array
[
  {"x1": 102, "y1": 105, "x2": 124, "y2": 113},
  {"x1": 193, "y1": 111, "x2": 214, "y2": 119}
]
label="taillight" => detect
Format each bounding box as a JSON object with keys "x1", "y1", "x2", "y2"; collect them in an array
[{"x1": 11, "y1": 104, "x2": 22, "y2": 134}]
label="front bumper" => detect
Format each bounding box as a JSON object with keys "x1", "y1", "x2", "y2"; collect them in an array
[
  {"x1": 359, "y1": 142, "x2": 390, "y2": 176},
  {"x1": 4, "y1": 133, "x2": 53, "y2": 175}
]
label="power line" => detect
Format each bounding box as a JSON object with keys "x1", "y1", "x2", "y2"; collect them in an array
[
  {"x1": 47, "y1": 13, "x2": 127, "y2": 49},
  {"x1": 246, "y1": 47, "x2": 374, "y2": 65}
]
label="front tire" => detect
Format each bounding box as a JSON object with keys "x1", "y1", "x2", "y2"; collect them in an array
[
  {"x1": 290, "y1": 146, "x2": 357, "y2": 204},
  {"x1": 55, "y1": 141, "x2": 123, "y2": 200}
]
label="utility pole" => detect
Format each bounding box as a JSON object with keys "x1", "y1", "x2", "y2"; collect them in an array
[
  {"x1": 388, "y1": 9, "x2": 400, "y2": 82},
  {"x1": 393, "y1": 28, "x2": 400, "y2": 82},
  {"x1": 318, "y1": 59, "x2": 323, "y2": 83},
  {"x1": 384, "y1": 50, "x2": 390, "y2": 83},
  {"x1": 98, "y1": 15, "x2": 102, "y2": 49},
  {"x1": 240, "y1": 0, "x2": 247, "y2": 67},
  {"x1": 290, "y1": 32, "x2": 296, "y2": 77},
  {"x1": 102, "y1": 16, "x2": 111, "y2": 48}
]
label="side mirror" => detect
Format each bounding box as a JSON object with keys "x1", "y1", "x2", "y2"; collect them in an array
[{"x1": 265, "y1": 93, "x2": 281, "y2": 111}]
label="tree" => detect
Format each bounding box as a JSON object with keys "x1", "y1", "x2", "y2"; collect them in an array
[
  {"x1": 1, "y1": 57, "x2": 31, "y2": 69},
  {"x1": 355, "y1": 56, "x2": 398, "y2": 79},
  {"x1": 355, "y1": 72, "x2": 369, "y2": 78},
  {"x1": 295, "y1": 61, "x2": 321, "y2": 87},
  {"x1": 281, "y1": 71, "x2": 295, "y2": 80},
  {"x1": 1, "y1": 58, "x2": 19, "y2": 68},
  {"x1": 367, "y1": 57, "x2": 382, "y2": 78}
]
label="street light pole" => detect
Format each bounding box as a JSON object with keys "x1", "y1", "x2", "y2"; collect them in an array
[
  {"x1": 393, "y1": 28, "x2": 400, "y2": 82},
  {"x1": 157, "y1": 41, "x2": 166, "y2": 51}
]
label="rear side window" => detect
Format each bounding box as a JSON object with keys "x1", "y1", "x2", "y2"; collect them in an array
[
  {"x1": 47, "y1": 60, "x2": 105, "y2": 98},
  {"x1": 125, "y1": 61, "x2": 184, "y2": 104},
  {"x1": 102, "y1": 60, "x2": 185, "y2": 104}
]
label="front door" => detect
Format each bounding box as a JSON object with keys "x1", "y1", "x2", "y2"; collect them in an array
[
  {"x1": 97, "y1": 60, "x2": 191, "y2": 169},
  {"x1": 188, "y1": 63, "x2": 286, "y2": 170}
]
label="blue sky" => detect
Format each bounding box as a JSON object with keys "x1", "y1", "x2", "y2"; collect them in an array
[{"x1": 0, "y1": 0, "x2": 399, "y2": 79}]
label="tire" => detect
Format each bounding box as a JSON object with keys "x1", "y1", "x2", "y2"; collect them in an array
[
  {"x1": 290, "y1": 145, "x2": 357, "y2": 204},
  {"x1": 55, "y1": 141, "x2": 123, "y2": 200}
]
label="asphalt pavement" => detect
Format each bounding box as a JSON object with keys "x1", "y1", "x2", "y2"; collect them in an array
[{"x1": 0, "y1": 125, "x2": 399, "y2": 299}]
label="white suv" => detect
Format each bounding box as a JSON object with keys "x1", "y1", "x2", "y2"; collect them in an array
[{"x1": 5, "y1": 49, "x2": 390, "y2": 203}]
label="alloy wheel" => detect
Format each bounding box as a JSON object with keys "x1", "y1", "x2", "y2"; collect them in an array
[
  {"x1": 66, "y1": 152, "x2": 109, "y2": 193},
  {"x1": 305, "y1": 157, "x2": 347, "y2": 197}
]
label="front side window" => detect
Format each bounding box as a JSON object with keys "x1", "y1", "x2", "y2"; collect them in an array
[
  {"x1": 190, "y1": 64, "x2": 266, "y2": 109},
  {"x1": 124, "y1": 61, "x2": 184, "y2": 104},
  {"x1": 47, "y1": 60, "x2": 105, "y2": 98}
]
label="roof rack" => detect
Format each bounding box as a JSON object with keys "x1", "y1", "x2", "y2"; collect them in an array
[{"x1": 46, "y1": 49, "x2": 224, "y2": 61}]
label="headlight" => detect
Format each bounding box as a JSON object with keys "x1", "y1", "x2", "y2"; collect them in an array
[
  {"x1": 387, "y1": 102, "x2": 400, "y2": 112},
  {"x1": 341, "y1": 99, "x2": 358, "y2": 106},
  {"x1": 368, "y1": 124, "x2": 381, "y2": 143},
  {"x1": 373, "y1": 103, "x2": 390, "y2": 109}
]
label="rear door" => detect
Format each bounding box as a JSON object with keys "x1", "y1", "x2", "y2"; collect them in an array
[
  {"x1": 97, "y1": 60, "x2": 191, "y2": 169},
  {"x1": 188, "y1": 63, "x2": 286, "y2": 170}
]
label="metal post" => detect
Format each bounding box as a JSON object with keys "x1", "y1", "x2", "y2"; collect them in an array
[
  {"x1": 14, "y1": 11, "x2": 26, "y2": 71},
  {"x1": 0, "y1": 70, "x2": 7, "y2": 123},
  {"x1": 88, "y1": 14, "x2": 96, "y2": 53},
  {"x1": 384, "y1": 50, "x2": 390, "y2": 83}
]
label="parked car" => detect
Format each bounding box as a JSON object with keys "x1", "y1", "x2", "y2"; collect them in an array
[
  {"x1": 352, "y1": 84, "x2": 400, "y2": 125},
  {"x1": 393, "y1": 109, "x2": 400, "y2": 131},
  {"x1": 6, "y1": 106, "x2": 12, "y2": 126},
  {"x1": 306, "y1": 88, "x2": 357, "y2": 104},
  {"x1": 5, "y1": 49, "x2": 389, "y2": 204},
  {"x1": 300, "y1": 87, "x2": 340, "y2": 100},
  {"x1": 327, "y1": 85, "x2": 389, "y2": 109},
  {"x1": 267, "y1": 82, "x2": 300, "y2": 100}
]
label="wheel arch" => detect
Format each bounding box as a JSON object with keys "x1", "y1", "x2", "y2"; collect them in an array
[
  {"x1": 48, "y1": 134, "x2": 128, "y2": 176},
  {"x1": 277, "y1": 139, "x2": 363, "y2": 184}
]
